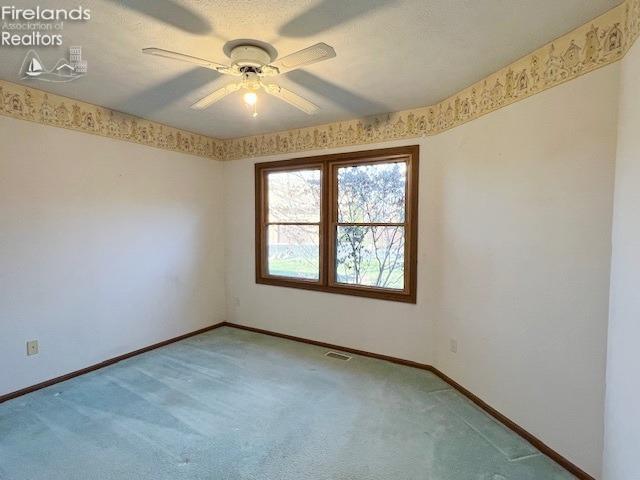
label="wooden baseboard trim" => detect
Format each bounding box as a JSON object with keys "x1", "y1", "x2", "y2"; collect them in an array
[
  {"x1": 0, "y1": 322, "x2": 226, "y2": 404},
  {"x1": 224, "y1": 322, "x2": 594, "y2": 480},
  {"x1": 427, "y1": 367, "x2": 594, "y2": 480},
  {"x1": 226, "y1": 322, "x2": 432, "y2": 369}
]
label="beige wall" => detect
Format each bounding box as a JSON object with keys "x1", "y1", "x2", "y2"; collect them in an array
[
  {"x1": 428, "y1": 64, "x2": 619, "y2": 477},
  {"x1": 0, "y1": 116, "x2": 226, "y2": 396},
  {"x1": 224, "y1": 136, "x2": 435, "y2": 363},
  {"x1": 603, "y1": 39, "x2": 640, "y2": 480},
  {"x1": 223, "y1": 137, "x2": 436, "y2": 364},
  {"x1": 224, "y1": 63, "x2": 620, "y2": 477}
]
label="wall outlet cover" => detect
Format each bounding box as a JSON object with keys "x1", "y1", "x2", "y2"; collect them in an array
[{"x1": 27, "y1": 340, "x2": 39, "y2": 356}]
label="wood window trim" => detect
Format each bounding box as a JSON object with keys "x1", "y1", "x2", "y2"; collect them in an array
[{"x1": 255, "y1": 145, "x2": 419, "y2": 303}]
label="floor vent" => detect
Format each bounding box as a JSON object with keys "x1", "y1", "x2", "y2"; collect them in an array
[{"x1": 325, "y1": 351, "x2": 352, "y2": 361}]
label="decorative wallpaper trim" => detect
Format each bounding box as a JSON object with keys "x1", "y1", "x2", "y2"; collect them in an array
[
  {"x1": 0, "y1": 79, "x2": 225, "y2": 161},
  {"x1": 1, "y1": 1, "x2": 638, "y2": 161},
  {"x1": 224, "y1": 0, "x2": 640, "y2": 161}
]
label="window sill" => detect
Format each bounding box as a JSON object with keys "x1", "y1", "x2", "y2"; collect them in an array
[{"x1": 256, "y1": 276, "x2": 417, "y2": 303}]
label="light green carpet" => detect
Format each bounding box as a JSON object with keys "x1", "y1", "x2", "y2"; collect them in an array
[{"x1": 0, "y1": 327, "x2": 575, "y2": 479}]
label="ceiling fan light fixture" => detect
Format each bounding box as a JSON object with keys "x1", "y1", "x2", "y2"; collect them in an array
[
  {"x1": 243, "y1": 91, "x2": 258, "y2": 118},
  {"x1": 243, "y1": 91, "x2": 257, "y2": 106}
]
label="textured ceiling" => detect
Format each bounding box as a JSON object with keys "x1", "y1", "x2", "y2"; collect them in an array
[{"x1": 0, "y1": 0, "x2": 621, "y2": 138}]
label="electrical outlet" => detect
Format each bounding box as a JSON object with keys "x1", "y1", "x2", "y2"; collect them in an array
[
  {"x1": 26, "y1": 340, "x2": 39, "y2": 356},
  {"x1": 449, "y1": 339, "x2": 458, "y2": 354}
]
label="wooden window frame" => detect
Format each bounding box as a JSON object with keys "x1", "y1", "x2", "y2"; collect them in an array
[{"x1": 255, "y1": 145, "x2": 419, "y2": 303}]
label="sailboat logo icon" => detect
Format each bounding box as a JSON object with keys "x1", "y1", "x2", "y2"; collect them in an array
[
  {"x1": 19, "y1": 48, "x2": 87, "y2": 83},
  {"x1": 25, "y1": 57, "x2": 45, "y2": 77}
]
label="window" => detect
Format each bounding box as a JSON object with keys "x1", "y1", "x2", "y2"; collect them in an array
[{"x1": 255, "y1": 145, "x2": 419, "y2": 303}]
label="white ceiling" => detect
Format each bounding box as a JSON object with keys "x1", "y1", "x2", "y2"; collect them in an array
[{"x1": 0, "y1": 0, "x2": 621, "y2": 138}]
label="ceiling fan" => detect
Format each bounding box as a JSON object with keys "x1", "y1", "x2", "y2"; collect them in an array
[{"x1": 142, "y1": 42, "x2": 336, "y2": 116}]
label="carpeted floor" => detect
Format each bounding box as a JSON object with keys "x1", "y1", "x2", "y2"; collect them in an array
[{"x1": 0, "y1": 326, "x2": 575, "y2": 480}]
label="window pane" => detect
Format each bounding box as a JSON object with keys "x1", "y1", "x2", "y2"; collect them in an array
[
  {"x1": 335, "y1": 226, "x2": 405, "y2": 289},
  {"x1": 337, "y1": 162, "x2": 406, "y2": 223},
  {"x1": 268, "y1": 225, "x2": 319, "y2": 280},
  {"x1": 268, "y1": 169, "x2": 321, "y2": 223}
]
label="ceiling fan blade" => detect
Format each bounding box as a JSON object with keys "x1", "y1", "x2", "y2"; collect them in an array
[
  {"x1": 278, "y1": 0, "x2": 395, "y2": 38},
  {"x1": 142, "y1": 48, "x2": 227, "y2": 71},
  {"x1": 191, "y1": 83, "x2": 242, "y2": 110},
  {"x1": 104, "y1": 0, "x2": 211, "y2": 35},
  {"x1": 270, "y1": 43, "x2": 336, "y2": 73},
  {"x1": 286, "y1": 70, "x2": 387, "y2": 115},
  {"x1": 263, "y1": 84, "x2": 319, "y2": 114}
]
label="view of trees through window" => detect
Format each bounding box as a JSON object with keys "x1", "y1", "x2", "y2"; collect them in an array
[
  {"x1": 265, "y1": 162, "x2": 407, "y2": 289},
  {"x1": 335, "y1": 162, "x2": 406, "y2": 289},
  {"x1": 266, "y1": 169, "x2": 321, "y2": 280},
  {"x1": 257, "y1": 145, "x2": 418, "y2": 302}
]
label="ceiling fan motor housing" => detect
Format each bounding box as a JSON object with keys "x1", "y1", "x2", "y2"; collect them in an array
[{"x1": 230, "y1": 45, "x2": 271, "y2": 68}]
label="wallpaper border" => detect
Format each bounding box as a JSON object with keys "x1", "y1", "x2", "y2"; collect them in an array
[
  {"x1": 224, "y1": 0, "x2": 639, "y2": 160},
  {"x1": 1, "y1": 0, "x2": 638, "y2": 161},
  {"x1": 0, "y1": 79, "x2": 226, "y2": 161}
]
